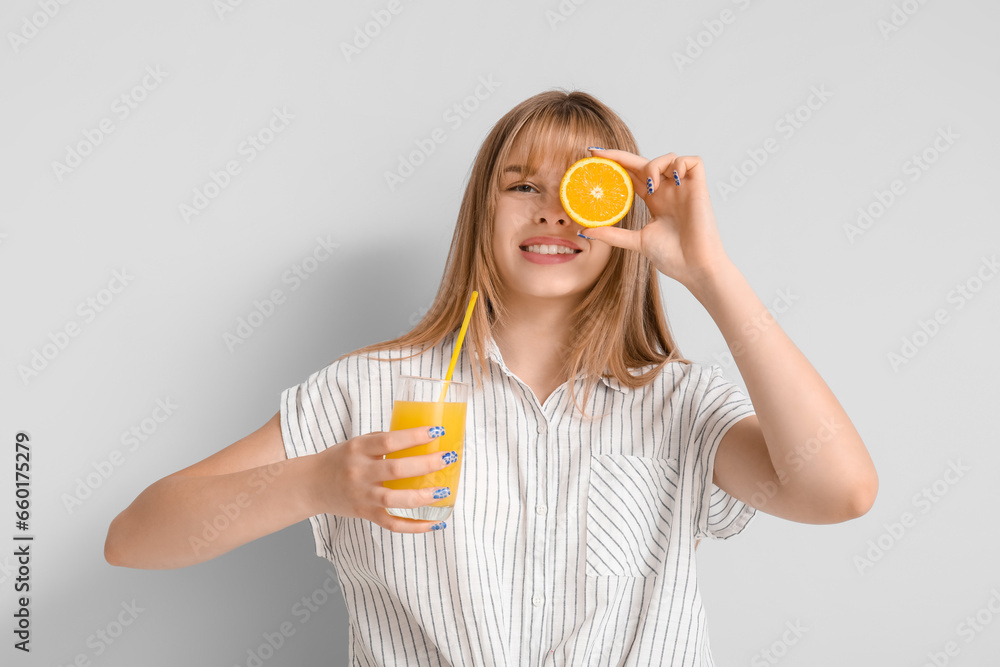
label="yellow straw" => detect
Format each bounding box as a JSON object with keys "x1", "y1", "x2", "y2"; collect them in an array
[{"x1": 438, "y1": 291, "x2": 478, "y2": 402}]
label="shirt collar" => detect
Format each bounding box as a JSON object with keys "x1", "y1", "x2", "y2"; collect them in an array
[{"x1": 483, "y1": 333, "x2": 629, "y2": 394}]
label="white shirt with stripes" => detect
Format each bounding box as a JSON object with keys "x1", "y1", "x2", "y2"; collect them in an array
[{"x1": 279, "y1": 329, "x2": 757, "y2": 666}]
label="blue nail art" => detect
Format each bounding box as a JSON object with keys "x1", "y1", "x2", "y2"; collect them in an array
[
  {"x1": 587, "y1": 146, "x2": 604, "y2": 151},
  {"x1": 433, "y1": 487, "x2": 451, "y2": 499},
  {"x1": 429, "y1": 426, "x2": 446, "y2": 438},
  {"x1": 431, "y1": 521, "x2": 447, "y2": 531},
  {"x1": 577, "y1": 232, "x2": 594, "y2": 240},
  {"x1": 647, "y1": 177, "x2": 654, "y2": 195},
  {"x1": 442, "y1": 451, "x2": 458, "y2": 465},
  {"x1": 673, "y1": 170, "x2": 680, "y2": 186}
]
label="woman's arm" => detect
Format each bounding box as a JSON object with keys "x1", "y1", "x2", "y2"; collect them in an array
[
  {"x1": 105, "y1": 413, "x2": 460, "y2": 569},
  {"x1": 578, "y1": 148, "x2": 878, "y2": 524},
  {"x1": 690, "y1": 262, "x2": 878, "y2": 523},
  {"x1": 104, "y1": 413, "x2": 319, "y2": 569}
]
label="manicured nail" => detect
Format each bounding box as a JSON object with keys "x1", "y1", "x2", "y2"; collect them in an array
[
  {"x1": 442, "y1": 451, "x2": 458, "y2": 465},
  {"x1": 673, "y1": 170, "x2": 680, "y2": 186},
  {"x1": 647, "y1": 177, "x2": 654, "y2": 194},
  {"x1": 433, "y1": 487, "x2": 451, "y2": 499},
  {"x1": 429, "y1": 426, "x2": 446, "y2": 438},
  {"x1": 577, "y1": 232, "x2": 594, "y2": 240},
  {"x1": 431, "y1": 521, "x2": 447, "y2": 530},
  {"x1": 587, "y1": 146, "x2": 604, "y2": 151}
]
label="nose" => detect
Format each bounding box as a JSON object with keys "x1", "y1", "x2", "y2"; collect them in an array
[{"x1": 537, "y1": 193, "x2": 569, "y2": 226}]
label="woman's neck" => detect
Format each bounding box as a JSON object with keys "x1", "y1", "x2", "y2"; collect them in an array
[{"x1": 490, "y1": 296, "x2": 579, "y2": 398}]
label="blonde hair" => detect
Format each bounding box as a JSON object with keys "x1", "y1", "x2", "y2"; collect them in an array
[{"x1": 338, "y1": 89, "x2": 688, "y2": 417}]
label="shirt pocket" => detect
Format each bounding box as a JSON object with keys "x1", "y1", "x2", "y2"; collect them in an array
[{"x1": 585, "y1": 454, "x2": 680, "y2": 578}]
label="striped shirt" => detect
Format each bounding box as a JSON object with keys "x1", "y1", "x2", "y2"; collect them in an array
[{"x1": 279, "y1": 329, "x2": 757, "y2": 666}]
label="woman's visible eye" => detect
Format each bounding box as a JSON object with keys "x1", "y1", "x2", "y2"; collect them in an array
[{"x1": 509, "y1": 183, "x2": 538, "y2": 193}]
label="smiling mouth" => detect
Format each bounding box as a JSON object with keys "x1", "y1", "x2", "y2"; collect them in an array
[{"x1": 519, "y1": 244, "x2": 583, "y2": 255}]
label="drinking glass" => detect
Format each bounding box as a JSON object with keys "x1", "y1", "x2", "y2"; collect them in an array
[{"x1": 383, "y1": 376, "x2": 469, "y2": 521}]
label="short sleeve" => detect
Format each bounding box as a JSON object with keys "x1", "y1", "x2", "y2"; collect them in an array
[
  {"x1": 690, "y1": 365, "x2": 757, "y2": 541},
  {"x1": 279, "y1": 359, "x2": 354, "y2": 560},
  {"x1": 280, "y1": 361, "x2": 352, "y2": 459}
]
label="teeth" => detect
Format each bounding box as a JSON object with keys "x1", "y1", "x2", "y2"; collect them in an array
[{"x1": 523, "y1": 244, "x2": 579, "y2": 255}]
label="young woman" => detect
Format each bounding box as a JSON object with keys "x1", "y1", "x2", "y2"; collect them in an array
[{"x1": 106, "y1": 90, "x2": 878, "y2": 665}]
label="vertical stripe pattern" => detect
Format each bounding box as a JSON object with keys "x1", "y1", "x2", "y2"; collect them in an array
[{"x1": 279, "y1": 331, "x2": 756, "y2": 666}]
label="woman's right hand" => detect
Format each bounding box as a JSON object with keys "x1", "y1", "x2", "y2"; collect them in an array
[{"x1": 310, "y1": 426, "x2": 456, "y2": 533}]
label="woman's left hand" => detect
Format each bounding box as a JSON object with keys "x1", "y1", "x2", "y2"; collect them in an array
[{"x1": 579, "y1": 148, "x2": 733, "y2": 292}]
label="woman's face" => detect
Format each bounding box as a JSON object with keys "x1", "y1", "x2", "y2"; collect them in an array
[{"x1": 492, "y1": 151, "x2": 613, "y2": 305}]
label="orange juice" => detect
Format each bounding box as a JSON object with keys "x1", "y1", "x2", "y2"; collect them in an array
[{"x1": 384, "y1": 400, "x2": 468, "y2": 511}]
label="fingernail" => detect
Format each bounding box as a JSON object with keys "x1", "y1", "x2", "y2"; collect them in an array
[
  {"x1": 673, "y1": 170, "x2": 680, "y2": 186},
  {"x1": 647, "y1": 177, "x2": 653, "y2": 194},
  {"x1": 433, "y1": 487, "x2": 451, "y2": 499},
  {"x1": 577, "y1": 232, "x2": 594, "y2": 240},
  {"x1": 587, "y1": 146, "x2": 604, "y2": 151},
  {"x1": 442, "y1": 451, "x2": 458, "y2": 465},
  {"x1": 431, "y1": 521, "x2": 447, "y2": 530},
  {"x1": 429, "y1": 426, "x2": 446, "y2": 438}
]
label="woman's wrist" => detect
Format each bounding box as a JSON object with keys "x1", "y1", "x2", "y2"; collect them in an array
[
  {"x1": 291, "y1": 452, "x2": 327, "y2": 519},
  {"x1": 684, "y1": 254, "x2": 742, "y2": 306}
]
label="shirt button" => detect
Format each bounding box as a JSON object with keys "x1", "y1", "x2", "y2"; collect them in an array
[
  {"x1": 532, "y1": 595, "x2": 544, "y2": 607},
  {"x1": 536, "y1": 505, "x2": 547, "y2": 515},
  {"x1": 536, "y1": 424, "x2": 546, "y2": 434}
]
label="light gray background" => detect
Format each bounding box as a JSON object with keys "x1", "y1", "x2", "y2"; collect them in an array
[{"x1": 3, "y1": 1, "x2": 999, "y2": 665}]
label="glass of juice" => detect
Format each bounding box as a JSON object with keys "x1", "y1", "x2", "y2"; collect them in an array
[{"x1": 383, "y1": 375, "x2": 469, "y2": 521}]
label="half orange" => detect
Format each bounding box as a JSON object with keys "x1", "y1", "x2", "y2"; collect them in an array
[{"x1": 559, "y1": 157, "x2": 634, "y2": 227}]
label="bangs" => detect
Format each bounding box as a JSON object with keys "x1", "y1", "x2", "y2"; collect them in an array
[{"x1": 496, "y1": 104, "x2": 618, "y2": 186}]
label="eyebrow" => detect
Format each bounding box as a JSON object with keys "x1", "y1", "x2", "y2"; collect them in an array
[{"x1": 502, "y1": 165, "x2": 534, "y2": 176}]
